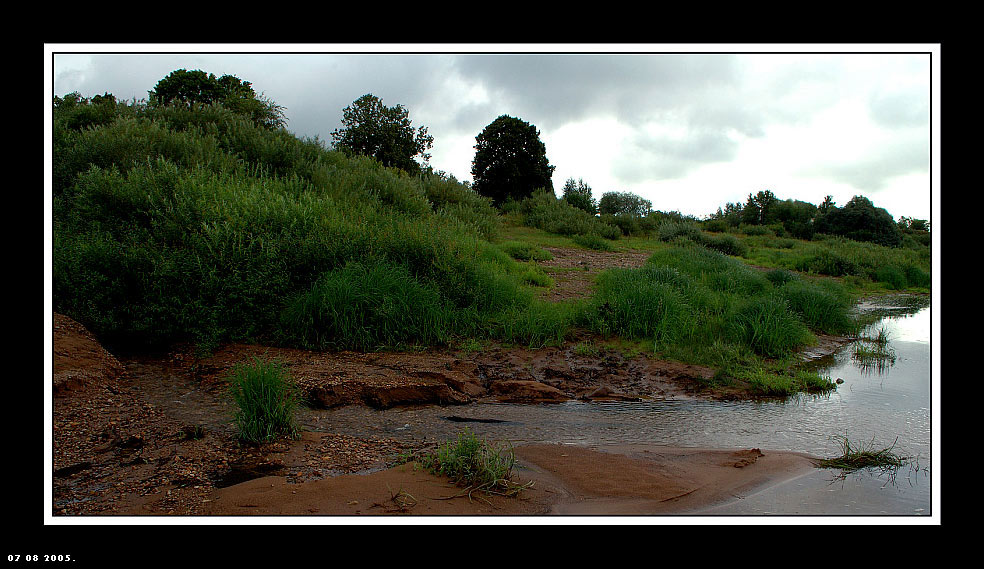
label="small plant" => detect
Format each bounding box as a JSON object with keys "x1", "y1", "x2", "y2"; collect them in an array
[
  {"x1": 227, "y1": 357, "x2": 300, "y2": 444},
  {"x1": 816, "y1": 436, "x2": 910, "y2": 473},
  {"x1": 573, "y1": 342, "x2": 601, "y2": 357},
  {"x1": 412, "y1": 428, "x2": 531, "y2": 501},
  {"x1": 520, "y1": 265, "x2": 554, "y2": 288},
  {"x1": 852, "y1": 325, "x2": 896, "y2": 373}
]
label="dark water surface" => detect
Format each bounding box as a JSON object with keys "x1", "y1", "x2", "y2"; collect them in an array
[{"x1": 306, "y1": 295, "x2": 936, "y2": 517}]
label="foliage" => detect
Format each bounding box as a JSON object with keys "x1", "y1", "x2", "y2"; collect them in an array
[
  {"x1": 815, "y1": 196, "x2": 903, "y2": 247},
  {"x1": 471, "y1": 115, "x2": 555, "y2": 206},
  {"x1": 330, "y1": 93, "x2": 434, "y2": 175},
  {"x1": 414, "y1": 428, "x2": 530, "y2": 498},
  {"x1": 816, "y1": 436, "x2": 909, "y2": 472},
  {"x1": 571, "y1": 233, "x2": 614, "y2": 251},
  {"x1": 519, "y1": 189, "x2": 621, "y2": 240},
  {"x1": 598, "y1": 191, "x2": 652, "y2": 217},
  {"x1": 226, "y1": 357, "x2": 300, "y2": 443},
  {"x1": 149, "y1": 68, "x2": 286, "y2": 129},
  {"x1": 51, "y1": 96, "x2": 561, "y2": 352},
  {"x1": 561, "y1": 177, "x2": 597, "y2": 214},
  {"x1": 497, "y1": 240, "x2": 553, "y2": 261}
]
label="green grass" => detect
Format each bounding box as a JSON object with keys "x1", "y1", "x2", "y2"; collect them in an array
[
  {"x1": 816, "y1": 436, "x2": 910, "y2": 472},
  {"x1": 411, "y1": 429, "x2": 531, "y2": 499},
  {"x1": 571, "y1": 232, "x2": 615, "y2": 251},
  {"x1": 497, "y1": 240, "x2": 554, "y2": 261},
  {"x1": 226, "y1": 357, "x2": 300, "y2": 444}
]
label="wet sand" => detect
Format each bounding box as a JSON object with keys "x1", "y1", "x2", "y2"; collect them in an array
[{"x1": 205, "y1": 443, "x2": 819, "y2": 517}]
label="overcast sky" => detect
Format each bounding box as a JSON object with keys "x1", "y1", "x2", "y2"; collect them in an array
[{"x1": 48, "y1": 45, "x2": 938, "y2": 221}]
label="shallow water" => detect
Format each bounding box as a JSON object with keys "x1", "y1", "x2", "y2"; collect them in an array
[{"x1": 306, "y1": 295, "x2": 935, "y2": 517}]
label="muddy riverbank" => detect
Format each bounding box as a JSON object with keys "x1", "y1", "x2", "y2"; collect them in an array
[{"x1": 50, "y1": 311, "x2": 836, "y2": 517}]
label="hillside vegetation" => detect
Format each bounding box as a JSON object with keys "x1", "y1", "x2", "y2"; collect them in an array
[{"x1": 51, "y1": 90, "x2": 931, "y2": 396}]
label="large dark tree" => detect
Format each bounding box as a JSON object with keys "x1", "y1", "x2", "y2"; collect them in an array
[
  {"x1": 149, "y1": 69, "x2": 286, "y2": 129},
  {"x1": 330, "y1": 94, "x2": 433, "y2": 174},
  {"x1": 471, "y1": 115, "x2": 554, "y2": 206}
]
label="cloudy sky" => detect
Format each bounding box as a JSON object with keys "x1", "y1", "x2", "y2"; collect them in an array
[{"x1": 47, "y1": 44, "x2": 938, "y2": 221}]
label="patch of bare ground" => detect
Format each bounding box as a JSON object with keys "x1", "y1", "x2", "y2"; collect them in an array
[{"x1": 536, "y1": 246, "x2": 650, "y2": 301}]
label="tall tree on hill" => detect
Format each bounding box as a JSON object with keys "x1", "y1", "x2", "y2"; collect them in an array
[
  {"x1": 471, "y1": 115, "x2": 555, "y2": 206},
  {"x1": 330, "y1": 94, "x2": 434, "y2": 175},
  {"x1": 149, "y1": 69, "x2": 286, "y2": 129}
]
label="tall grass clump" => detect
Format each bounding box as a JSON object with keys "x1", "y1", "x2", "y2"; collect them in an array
[
  {"x1": 226, "y1": 357, "x2": 300, "y2": 444},
  {"x1": 589, "y1": 266, "x2": 697, "y2": 348},
  {"x1": 727, "y1": 294, "x2": 813, "y2": 358},
  {"x1": 776, "y1": 278, "x2": 855, "y2": 334},
  {"x1": 279, "y1": 260, "x2": 455, "y2": 351}
]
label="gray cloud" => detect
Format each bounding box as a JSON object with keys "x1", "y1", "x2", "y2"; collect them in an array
[
  {"x1": 804, "y1": 134, "x2": 929, "y2": 192},
  {"x1": 447, "y1": 53, "x2": 746, "y2": 129},
  {"x1": 868, "y1": 88, "x2": 929, "y2": 129},
  {"x1": 613, "y1": 128, "x2": 740, "y2": 182}
]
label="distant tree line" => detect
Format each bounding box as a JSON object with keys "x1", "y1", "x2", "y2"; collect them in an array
[{"x1": 707, "y1": 189, "x2": 929, "y2": 248}]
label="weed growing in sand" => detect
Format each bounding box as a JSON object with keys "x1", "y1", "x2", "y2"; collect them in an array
[
  {"x1": 412, "y1": 428, "x2": 531, "y2": 500},
  {"x1": 227, "y1": 357, "x2": 300, "y2": 444}
]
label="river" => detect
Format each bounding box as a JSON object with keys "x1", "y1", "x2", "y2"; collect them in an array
[{"x1": 306, "y1": 294, "x2": 936, "y2": 518}]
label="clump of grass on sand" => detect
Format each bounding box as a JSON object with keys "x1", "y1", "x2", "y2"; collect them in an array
[
  {"x1": 410, "y1": 428, "x2": 532, "y2": 502},
  {"x1": 227, "y1": 357, "x2": 300, "y2": 444},
  {"x1": 816, "y1": 436, "x2": 910, "y2": 473}
]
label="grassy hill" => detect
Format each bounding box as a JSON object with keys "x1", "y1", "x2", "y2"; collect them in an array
[{"x1": 51, "y1": 96, "x2": 930, "y2": 396}]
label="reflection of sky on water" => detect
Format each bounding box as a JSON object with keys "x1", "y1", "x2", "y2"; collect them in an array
[{"x1": 868, "y1": 305, "x2": 931, "y2": 344}]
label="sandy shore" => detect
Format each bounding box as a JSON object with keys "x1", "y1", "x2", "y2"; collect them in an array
[{"x1": 204, "y1": 443, "x2": 818, "y2": 517}]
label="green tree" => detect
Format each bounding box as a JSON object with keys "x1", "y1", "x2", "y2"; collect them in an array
[
  {"x1": 471, "y1": 115, "x2": 555, "y2": 206},
  {"x1": 330, "y1": 94, "x2": 434, "y2": 175},
  {"x1": 149, "y1": 69, "x2": 286, "y2": 129},
  {"x1": 741, "y1": 189, "x2": 778, "y2": 225},
  {"x1": 598, "y1": 191, "x2": 652, "y2": 217},
  {"x1": 562, "y1": 178, "x2": 597, "y2": 214},
  {"x1": 815, "y1": 195, "x2": 902, "y2": 247}
]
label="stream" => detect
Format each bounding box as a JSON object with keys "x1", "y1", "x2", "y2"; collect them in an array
[{"x1": 302, "y1": 294, "x2": 935, "y2": 517}]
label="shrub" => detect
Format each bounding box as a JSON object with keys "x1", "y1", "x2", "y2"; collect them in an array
[
  {"x1": 520, "y1": 189, "x2": 621, "y2": 239},
  {"x1": 698, "y1": 233, "x2": 748, "y2": 257},
  {"x1": 874, "y1": 264, "x2": 908, "y2": 290},
  {"x1": 571, "y1": 233, "x2": 614, "y2": 251},
  {"x1": 904, "y1": 265, "x2": 931, "y2": 288},
  {"x1": 226, "y1": 357, "x2": 300, "y2": 443},
  {"x1": 795, "y1": 248, "x2": 858, "y2": 277}
]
